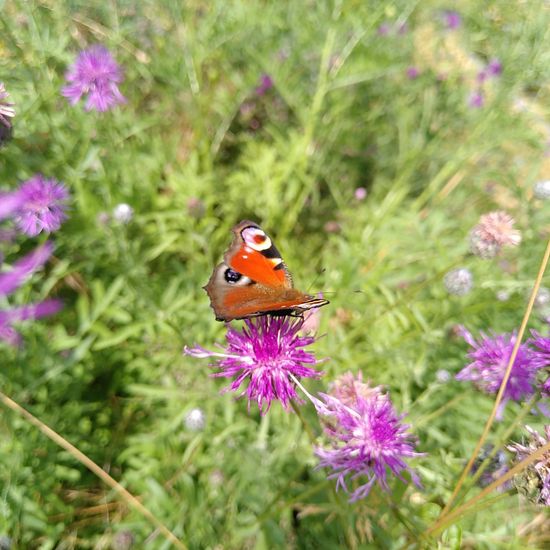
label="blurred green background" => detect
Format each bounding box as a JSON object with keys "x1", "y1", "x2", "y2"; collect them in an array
[{"x1": 1, "y1": 0, "x2": 549, "y2": 548}]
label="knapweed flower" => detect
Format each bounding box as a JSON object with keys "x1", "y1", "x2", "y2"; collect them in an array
[
  {"x1": 0, "y1": 83, "x2": 15, "y2": 128},
  {"x1": 315, "y1": 374, "x2": 422, "y2": 501},
  {"x1": 14, "y1": 175, "x2": 69, "y2": 236},
  {"x1": 468, "y1": 90, "x2": 485, "y2": 108},
  {"x1": 255, "y1": 74, "x2": 273, "y2": 96},
  {"x1": 443, "y1": 267, "x2": 473, "y2": 296},
  {"x1": 354, "y1": 187, "x2": 367, "y2": 201},
  {"x1": 486, "y1": 58, "x2": 503, "y2": 77},
  {"x1": 406, "y1": 66, "x2": 420, "y2": 80},
  {"x1": 0, "y1": 242, "x2": 62, "y2": 346},
  {"x1": 62, "y1": 45, "x2": 126, "y2": 112},
  {"x1": 0, "y1": 191, "x2": 23, "y2": 221},
  {"x1": 184, "y1": 316, "x2": 323, "y2": 413},
  {"x1": 112, "y1": 203, "x2": 134, "y2": 224},
  {"x1": 534, "y1": 180, "x2": 550, "y2": 200},
  {"x1": 443, "y1": 10, "x2": 462, "y2": 30},
  {"x1": 469, "y1": 211, "x2": 521, "y2": 258},
  {"x1": 507, "y1": 425, "x2": 550, "y2": 506},
  {"x1": 456, "y1": 326, "x2": 543, "y2": 418}
]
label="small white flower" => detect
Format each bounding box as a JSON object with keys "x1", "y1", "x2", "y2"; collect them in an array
[
  {"x1": 185, "y1": 408, "x2": 206, "y2": 431},
  {"x1": 444, "y1": 268, "x2": 474, "y2": 296},
  {"x1": 112, "y1": 203, "x2": 134, "y2": 224},
  {"x1": 533, "y1": 180, "x2": 550, "y2": 200}
]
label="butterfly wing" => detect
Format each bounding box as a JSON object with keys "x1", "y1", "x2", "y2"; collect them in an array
[{"x1": 204, "y1": 220, "x2": 329, "y2": 321}]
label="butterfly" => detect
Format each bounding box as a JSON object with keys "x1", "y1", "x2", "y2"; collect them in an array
[{"x1": 204, "y1": 220, "x2": 329, "y2": 321}]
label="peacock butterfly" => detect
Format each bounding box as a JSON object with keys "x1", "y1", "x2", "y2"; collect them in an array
[{"x1": 204, "y1": 220, "x2": 329, "y2": 321}]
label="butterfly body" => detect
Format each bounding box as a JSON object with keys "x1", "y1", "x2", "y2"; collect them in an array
[{"x1": 204, "y1": 220, "x2": 329, "y2": 321}]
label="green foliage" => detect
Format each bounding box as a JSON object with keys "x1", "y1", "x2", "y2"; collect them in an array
[{"x1": 1, "y1": 0, "x2": 549, "y2": 548}]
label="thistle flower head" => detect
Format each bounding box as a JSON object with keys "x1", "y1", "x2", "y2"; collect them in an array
[
  {"x1": 315, "y1": 374, "x2": 422, "y2": 501},
  {"x1": 456, "y1": 327, "x2": 543, "y2": 417},
  {"x1": 0, "y1": 83, "x2": 15, "y2": 128},
  {"x1": 255, "y1": 74, "x2": 273, "y2": 96},
  {"x1": 444, "y1": 267, "x2": 474, "y2": 296},
  {"x1": 14, "y1": 175, "x2": 69, "y2": 236},
  {"x1": 185, "y1": 316, "x2": 323, "y2": 413},
  {"x1": 468, "y1": 90, "x2": 485, "y2": 109},
  {"x1": 443, "y1": 10, "x2": 462, "y2": 30},
  {"x1": 470, "y1": 211, "x2": 521, "y2": 258},
  {"x1": 112, "y1": 203, "x2": 134, "y2": 224},
  {"x1": 62, "y1": 45, "x2": 126, "y2": 112},
  {"x1": 507, "y1": 425, "x2": 550, "y2": 506}
]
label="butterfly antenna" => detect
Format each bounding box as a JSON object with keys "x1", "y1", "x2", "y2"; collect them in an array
[{"x1": 307, "y1": 268, "x2": 326, "y2": 295}]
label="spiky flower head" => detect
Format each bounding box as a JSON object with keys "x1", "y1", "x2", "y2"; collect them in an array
[
  {"x1": 456, "y1": 326, "x2": 543, "y2": 418},
  {"x1": 468, "y1": 90, "x2": 485, "y2": 109},
  {"x1": 443, "y1": 10, "x2": 462, "y2": 30},
  {"x1": 315, "y1": 373, "x2": 422, "y2": 501},
  {"x1": 185, "y1": 316, "x2": 323, "y2": 413},
  {"x1": 470, "y1": 211, "x2": 521, "y2": 258},
  {"x1": 507, "y1": 425, "x2": 550, "y2": 506},
  {"x1": 255, "y1": 74, "x2": 273, "y2": 96},
  {"x1": 112, "y1": 203, "x2": 134, "y2": 224},
  {"x1": 13, "y1": 174, "x2": 69, "y2": 236},
  {"x1": 0, "y1": 83, "x2": 15, "y2": 128},
  {"x1": 444, "y1": 267, "x2": 474, "y2": 296},
  {"x1": 62, "y1": 45, "x2": 126, "y2": 112}
]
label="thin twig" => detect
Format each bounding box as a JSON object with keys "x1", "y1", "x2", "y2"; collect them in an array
[
  {"x1": 0, "y1": 391, "x2": 187, "y2": 550},
  {"x1": 438, "y1": 237, "x2": 550, "y2": 518}
]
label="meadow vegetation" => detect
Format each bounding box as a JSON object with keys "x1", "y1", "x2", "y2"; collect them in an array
[{"x1": 1, "y1": 1, "x2": 549, "y2": 548}]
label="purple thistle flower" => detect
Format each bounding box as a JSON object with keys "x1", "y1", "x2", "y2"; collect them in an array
[
  {"x1": 468, "y1": 90, "x2": 485, "y2": 108},
  {"x1": 0, "y1": 191, "x2": 24, "y2": 221},
  {"x1": 377, "y1": 22, "x2": 391, "y2": 36},
  {"x1": 443, "y1": 10, "x2": 462, "y2": 30},
  {"x1": 507, "y1": 425, "x2": 550, "y2": 506},
  {"x1": 255, "y1": 74, "x2": 274, "y2": 96},
  {"x1": 456, "y1": 327, "x2": 543, "y2": 418},
  {"x1": 0, "y1": 83, "x2": 15, "y2": 128},
  {"x1": 0, "y1": 242, "x2": 53, "y2": 296},
  {"x1": 14, "y1": 174, "x2": 69, "y2": 236},
  {"x1": 487, "y1": 58, "x2": 503, "y2": 77},
  {"x1": 62, "y1": 45, "x2": 126, "y2": 112},
  {"x1": 406, "y1": 66, "x2": 420, "y2": 80},
  {"x1": 315, "y1": 376, "x2": 422, "y2": 502},
  {"x1": 185, "y1": 316, "x2": 323, "y2": 413}
]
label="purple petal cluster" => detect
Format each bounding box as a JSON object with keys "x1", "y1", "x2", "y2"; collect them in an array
[
  {"x1": 185, "y1": 316, "x2": 323, "y2": 413},
  {"x1": 255, "y1": 74, "x2": 273, "y2": 96},
  {"x1": 0, "y1": 242, "x2": 62, "y2": 346},
  {"x1": 508, "y1": 425, "x2": 550, "y2": 506},
  {"x1": 443, "y1": 10, "x2": 462, "y2": 30},
  {"x1": 315, "y1": 373, "x2": 422, "y2": 501},
  {"x1": 62, "y1": 45, "x2": 126, "y2": 112},
  {"x1": 456, "y1": 327, "x2": 544, "y2": 417},
  {"x1": 13, "y1": 174, "x2": 69, "y2": 236}
]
